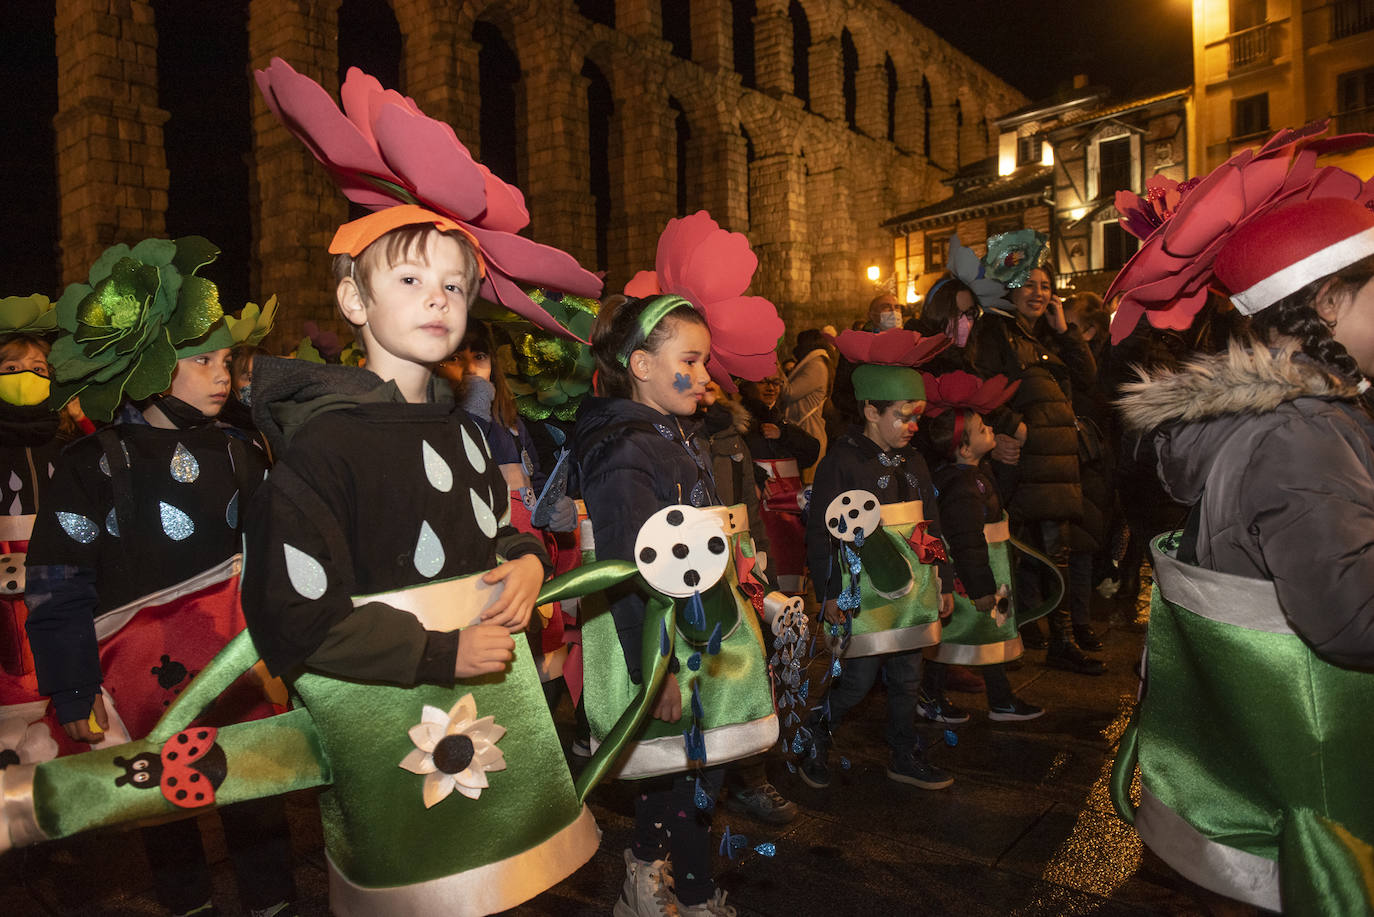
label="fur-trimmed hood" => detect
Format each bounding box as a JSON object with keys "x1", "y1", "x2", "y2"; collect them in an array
[
  {"x1": 1117, "y1": 344, "x2": 1360, "y2": 432},
  {"x1": 1119, "y1": 343, "x2": 1367, "y2": 506}
]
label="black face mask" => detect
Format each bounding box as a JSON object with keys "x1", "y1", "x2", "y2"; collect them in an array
[
  {"x1": 150, "y1": 394, "x2": 215, "y2": 429},
  {"x1": 0, "y1": 399, "x2": 60, "y2": 446}
]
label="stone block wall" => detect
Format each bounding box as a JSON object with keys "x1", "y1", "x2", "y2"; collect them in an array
[{"x1": 49, "y1": 0, "x2": 1025, "y2": 352}]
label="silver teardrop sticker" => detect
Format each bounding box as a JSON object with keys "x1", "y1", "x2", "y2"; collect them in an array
[
  {"x1": 470, "y1": 488, "x2": 497, "y2": 538},
  {"x1": 413, "y1": 520, "x2": 446, "y2": 577},
  {"x1": 283, "y1": 544, "x2": 328, "y2": 600},
  {"x1": 170, "y1": 442, "x2": 200, "y2": 483},
  {"x1": 106, "y1": 507, "x2": 120, "y2": 537},
  {"x1": 422, "y1": 440, "x2": 453, "y2": 492},
  {"x1": 58, "y1": 512, "x2": 99, "y2": 544},
  {"x1": 462, "y1": 426, "x2": 487, "y2": 474},
  {"x1": 159, "y1": 502, "x2": 194, "y2": 541},
  {"x1": 226, "y1": 491, "x2": 239, "y2": 529}
]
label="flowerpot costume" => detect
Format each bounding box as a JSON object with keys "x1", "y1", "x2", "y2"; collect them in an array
[{"x1": 1107, "y1": 126, "x2": 1374, "y2": 913}]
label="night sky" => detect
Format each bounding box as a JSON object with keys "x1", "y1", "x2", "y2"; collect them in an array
[{"x1": 901, "y1": 0, "x2": 1195, "y2": 100}]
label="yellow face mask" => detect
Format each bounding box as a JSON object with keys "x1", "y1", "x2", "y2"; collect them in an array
[{"x1": 0, "y1": 371, "x2": 52, "y2": 407}]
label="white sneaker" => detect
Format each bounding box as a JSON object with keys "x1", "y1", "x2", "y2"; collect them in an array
[
  {"x1": 677, "y1": 888, "x2": 737, "y2": 917},
  {"x1": 614, "y1": 848, "x2": 679, "y2": 917}
]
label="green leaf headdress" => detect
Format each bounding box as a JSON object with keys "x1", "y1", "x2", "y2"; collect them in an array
[
  {"x1": 0, "y1": 294, "x2": 59, "y2": 336},
  {"x1": 48, "y1": 236, "x2": 275, "y2": 421},
  {"x1": 497, "y1": 289, "x2": 599, "y2": 422}
]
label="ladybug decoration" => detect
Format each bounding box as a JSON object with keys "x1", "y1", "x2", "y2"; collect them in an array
[{"x1": 113, "y1": 727, "x2": 227, "y2": 809}]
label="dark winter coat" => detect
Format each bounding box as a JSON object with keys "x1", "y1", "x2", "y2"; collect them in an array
[
  {"x1": 932, "y1": 460, "x2": 1003, "y2": 601},
  {"x1": 969, "y1": 309, "x2": 1095, "y2": 526},
  {"x1": 1119, "y1": 344, "x2": 1374, "y2": 667},
  {"x1": 574, "y1": 396, "x2": 718, "y2": 678}
]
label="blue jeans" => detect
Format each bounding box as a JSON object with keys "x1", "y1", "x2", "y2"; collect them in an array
[{"x1": 824, "y1": 650, "x2": 923, "y2": 753}]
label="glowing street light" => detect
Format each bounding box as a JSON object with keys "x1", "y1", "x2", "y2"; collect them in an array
[{"x1": 866, "y1": 265, "x2": 881, "y2": 282}]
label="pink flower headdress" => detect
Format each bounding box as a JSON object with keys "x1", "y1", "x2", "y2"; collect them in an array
[
  {"x1": 1106, "y1": 120, "x2": 1374, "y2": 344},
  {"x1": 624, "y1": 211, "x2": 785, "y2": 391},
  {"x1": 254, "y1": 58, "x2": 603, "y2": 340}
]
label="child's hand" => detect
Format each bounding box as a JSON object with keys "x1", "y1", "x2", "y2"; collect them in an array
[
  {"x1": 62, "y1": 693, "x2": 109, "y2": 744},
  {"x1": 454, "y1": 624, "x2": 516, "y2": 678},
  {"x1": 651, "y1": 675, "x2": 683, "y2": 722},
  {"x1": 480, "y1": 554, "x2": 545, "y2": 632},
  {"x1": 822, "y1": 599, "x2": 845, "y2": 626},
  {"x1": 939, "y1": 592, "x2": 955, "y2": 620},
  {"x1": 973, "y1": 594, "x2": 997, "y2": 613}
]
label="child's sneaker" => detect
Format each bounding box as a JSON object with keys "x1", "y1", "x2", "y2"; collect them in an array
[
  {"x1": 725, "y1": 783, "x2": 798, "y2": 825},
  {"x1": 615, "y1": 848, "x2": 678, "y2": 917},
  {"x1": 797, "y1": 720, "x2": 832, "y2": 789},
  {"x1": 677, "y1": 889, "x2": 737, "y2": 916},
  {"x1": 916, "y1": 689, "x2": 970, "y2": 724},
  {"x1": 886, "y1": 747, "x2": 954, "y2": 790},
  {"x1": 988, "y1": 698, "x2": 1045, "y2": 722}
]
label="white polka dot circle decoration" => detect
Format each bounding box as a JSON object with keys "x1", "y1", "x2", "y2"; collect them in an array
[{"x1": 633, "y1": 504, "x2": 730, "y2": 598}]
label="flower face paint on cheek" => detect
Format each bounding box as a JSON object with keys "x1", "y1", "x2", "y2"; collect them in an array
[{"x1": 673, "y1": 372, "x2": 693, "y2": 393}]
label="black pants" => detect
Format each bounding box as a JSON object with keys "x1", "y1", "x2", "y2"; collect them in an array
[
  {"x1": 924, "y1": 660, "x2": 1015, "y2": 708},
  {"x1": 141, "y1": 796, "x2": 294, "y2": 914},
  {"x1": 632, "y1": 767, "x2": 723, "y2": 906}
]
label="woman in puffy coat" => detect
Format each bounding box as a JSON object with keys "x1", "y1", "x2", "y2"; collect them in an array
[{"x1": 967, "y1": 265, "x2": 1103, "y2": 673}]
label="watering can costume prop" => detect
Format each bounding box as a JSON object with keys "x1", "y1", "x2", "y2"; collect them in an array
[
  {"x1": 0, "y1": 528, "x2": 710, "y2": 914},
  {"x1": 1107, "y1": 125, "x2": 1374, "y2": 911}
]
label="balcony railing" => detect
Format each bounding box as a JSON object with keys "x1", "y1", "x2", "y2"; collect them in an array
[
  {"x1": 1336, "y1": 105, "x2": 1374, "y2": 134},
  {"x1": 1229, "y1": 22, "x2": 1276, "y2": 71},
  {"x1": 1332, "y1": 0, "x2": 1374, "y2": 39}
]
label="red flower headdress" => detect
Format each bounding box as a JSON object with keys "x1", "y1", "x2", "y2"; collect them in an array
[
  {"x1": 1106, "y1": 120, "x2": 1374, "y2": 344},
  {"x1": 921, "y1": 371, "x2": 1020, "y2": 417},
  {"x1": 834, "y1": 329, "x2": 950, "y2": 367},
  {"x1": 255, "y1": 58, "x2": 603, "y2": 340},
  {"x1": 624, "y1": 211, "x2": 784, "y2": 391}
]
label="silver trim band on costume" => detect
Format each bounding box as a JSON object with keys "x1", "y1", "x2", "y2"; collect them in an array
[
  {"x1": 1149, "y1": 542, "x2": 1294, "y2": 635},
  {"x1": 589, "y1": 714, "x2": 780, "y2": 780},
  {"x1": 1136, "y1": 785, "x2": 1281, "y2": 912},
  {"x1": 1230, "y1": 226, "x2": 1374, "y2": 315},
  {"x1": 326, "y1": 804, "x2": 600, "y2": 917},
  {"x1": 0, "y1": 514, "x2": 35, "y2": 542},
  {"x1": 926, "y1": 636, "x2": 1023, "y2": 665},
  {"x1": 829, "y1": 621, "x2": 942, "y2": 658},
  {"x1": 0, "y1": 762, "x2": 46, "y2": 853},
  {"x1": 94, "y1": 555, "x2": 243, "y2": 641}
]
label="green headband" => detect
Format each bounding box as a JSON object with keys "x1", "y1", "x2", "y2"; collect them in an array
[
  {"x1": 852, "y1": 364, "x2": 925, "y2": 402},
  {"x1": 616, "y1": 295, "x2": 696, "y2": 367}
]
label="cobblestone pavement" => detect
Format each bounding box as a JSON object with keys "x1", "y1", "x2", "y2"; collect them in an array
[{"x1": 2, "y1": 580, "x2": 1228, "y2": 916}]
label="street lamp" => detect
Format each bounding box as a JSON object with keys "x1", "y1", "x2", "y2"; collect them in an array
[{"x1": 866, "y1": 265, "x2": 881, "y2": 282}]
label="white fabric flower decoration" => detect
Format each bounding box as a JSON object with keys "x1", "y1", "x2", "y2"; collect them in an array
[
  {"x1": 398, "y1": 694, "x2": 507, "y2": 807},
  {"x1": 0, "y1": 710, "x2": 59, "y2": 770}
]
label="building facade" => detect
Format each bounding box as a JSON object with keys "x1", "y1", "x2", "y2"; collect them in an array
[
  {"x1": 1191, "y1": 0, "x2": 1374, "y2": 176},
  {"x1": 33, "y1": 0, "x2": 1025, "y2": 349}
]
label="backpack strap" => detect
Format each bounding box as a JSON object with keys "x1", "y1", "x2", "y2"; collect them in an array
[{"x1": 97, "y1": 429, "x2": 136, "y2": 538}]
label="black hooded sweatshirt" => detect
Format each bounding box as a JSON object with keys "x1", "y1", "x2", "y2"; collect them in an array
[{"x1": 241, "y1": 357, "x2": 547, "y2": 683}]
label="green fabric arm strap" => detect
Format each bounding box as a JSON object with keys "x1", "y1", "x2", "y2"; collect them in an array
[
  {"x1": 1109, "y1": 709, "x2": 1139, "y2": 827},
  {"x1": 1007, "y1": 534, "x2": 1065, "y2": 626}
]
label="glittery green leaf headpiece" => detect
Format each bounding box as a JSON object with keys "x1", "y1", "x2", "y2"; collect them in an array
[
  {"x1": 497, "y1": 289, "x2": 599, "y2": 422},
  {"x1": 48, "y1": 236, "x2": 273, "y2": 421},
  {"x1": 0, "y1": 294, "x2": 59, "y2": 336}
]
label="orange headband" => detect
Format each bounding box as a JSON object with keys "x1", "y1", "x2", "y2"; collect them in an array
[{"x1": 328, "y1": 204, "x2": 486, "y2": 278}]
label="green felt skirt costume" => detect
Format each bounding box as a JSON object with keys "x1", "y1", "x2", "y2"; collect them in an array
[
  {"x1": 1111, "y1": 536, "x2": 1374, "y2": 914},
  {"x1": 925, "y1": 516, "x2": 1022, "y2": 666},
  {"x1": 578, "y1": 504, "x2": 778, "y2": 779},
  {"x1": 0, "y1": 563, "x2": 667, "y2": 916},
  {"x1": 825, "y1": 500, "x2": 943, "y2": 658}
]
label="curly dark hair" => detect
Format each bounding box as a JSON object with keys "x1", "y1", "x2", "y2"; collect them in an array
[
  {"x1": 591, "y1": 294, "x2": 707, "y2": 399},
  {"x1": 1247, "y1": 254, "x2": 1374, "y2": 382}
]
